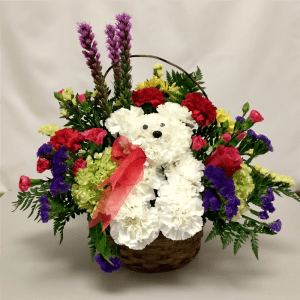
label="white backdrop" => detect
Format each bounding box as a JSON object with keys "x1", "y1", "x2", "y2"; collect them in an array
[{"x1": 1, "y1": 1, "x2": 300, "y2": 300}]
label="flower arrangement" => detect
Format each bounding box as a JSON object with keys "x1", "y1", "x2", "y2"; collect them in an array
[{"x1": 14, "y1": 12, "x2": 299, "y2": 274}]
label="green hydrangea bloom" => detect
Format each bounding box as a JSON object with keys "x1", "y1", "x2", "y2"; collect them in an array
[
  {"x1": 232, "y1": 163, "x2": 254, "y2": 221},
  {"x1": 71, "y1": 147, "x2": 119, "y2": 214}
]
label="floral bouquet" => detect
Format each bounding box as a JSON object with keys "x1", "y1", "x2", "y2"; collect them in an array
[{"x1": 15, "y1": 12, "x2": 299, "y2": 274}]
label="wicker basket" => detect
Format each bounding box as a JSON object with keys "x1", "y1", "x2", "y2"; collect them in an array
[{"x1": 107, "y1": 230, "x2": 203, "y2": 273}]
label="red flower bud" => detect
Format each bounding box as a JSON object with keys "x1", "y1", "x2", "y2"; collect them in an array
[
  {"x1": 249, "y1": 110, "x2": 264, "y2": 123},
  {"x1": 37, "y1": 158, "x2": 51, "y2": 173},
  {"x1": 19, "y1": 176, "x2": 31, "y2": 192},
  {"x1": 237, "y1": 132, "x2": 247, "y2": 140},
  {"x1": 58, "y1": 89, "x2": 65, "y2": 95},
  {"x1": 221, "y1": 133, "x2": 231, "y2": 143}
]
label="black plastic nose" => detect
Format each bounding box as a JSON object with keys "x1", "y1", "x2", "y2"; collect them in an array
[{"x1": 153, "y1": 131, "x2": 162, "y2": 138}]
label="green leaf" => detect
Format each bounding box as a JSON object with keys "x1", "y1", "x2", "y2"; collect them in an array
[
  {"x1": 221, "y1": 230, "x2": 234, "y2": 250},
  {"x1": 250, "y1": 231, "x2": 259, "y2": 260},
  {"x1": 89, "y1": 222, "x2": 111, "y2": 258},
  {"x1": 54, "y1": 92, "x2": 63, "y2": 101},
  {"x1": 233, "y1": 237, "x2": 242, "y2": 254},
  {"x1": 205, "y1": 224, "x2": 218, "y2": 242}
]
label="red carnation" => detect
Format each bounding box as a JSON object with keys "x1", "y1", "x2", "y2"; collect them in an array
[
  {"x1": 181, "y1": 93, "x2": 217, "y2": 127},
  {"x1": 81, "y1": 128, "x2": 107, "y2": 146},
  {"x1": 72, "y1": 158, "x2": 87, "y2": 176},
  {"x1": 37, "y1": 158, "x2": 51, "y2": 173},
  {"x1": 19, "y1": 176, "x2": 31, "y2": 192},
  {"x1": 192, "y1": 135, "x2": 207, "y2": 151},
  {"x1": 249, "y1": 110, "x2": 264, "y2": 123},
  {"x1": 204, "y1": 145, "x2": 243, "y2": 178},
  {"x1": 237, "y1": 132, "x2": 246, "y2": 141},
  {"x1": 50, "y1": 128, "x2": 83, "y2": 153},
  {"x1": 132, "y1": 87, "x2": 165, "y2": 109}
]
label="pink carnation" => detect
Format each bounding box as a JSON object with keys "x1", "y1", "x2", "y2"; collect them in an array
[
  {"x1": 19, "y1": 176, "x2": 31, "y2": 192},
  {"x1": 221, "y1": 133, "x2": 231, "y2": 143},
  {"x1": 237, "y1": 132, "x2": 247, "y2": 140},
  {"x1": 249, "y1": 110, "x2": 264, "y2": 123},
  {"x1": 78, "y1": 93, "x2": 87, "y2": 103},
  {"x1": 191, "y1": 135, "x2": 207, "y2": 151},
  {"x1": 58, "y1": 89, "x2": 65, "y2": 95},
  {"x1": 81, "y1": 128, "x2": 107, "y2": 146}
]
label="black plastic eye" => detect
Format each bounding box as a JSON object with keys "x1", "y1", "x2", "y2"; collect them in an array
[
  {"x1": 160, "y1": 123, "x2": 165, "y2": 127},
  {"x1": 143, "y1": 124, "x2": 148, "y2": 130}
]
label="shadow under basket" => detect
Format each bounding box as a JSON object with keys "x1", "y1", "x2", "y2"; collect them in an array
[{"x1": 107, "y1": 230, "x2": 203, "y2": 273}]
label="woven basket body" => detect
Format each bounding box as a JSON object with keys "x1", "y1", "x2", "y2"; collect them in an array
[{"x1": 108, "y1": 230, "x2": 203, "y2": 273}]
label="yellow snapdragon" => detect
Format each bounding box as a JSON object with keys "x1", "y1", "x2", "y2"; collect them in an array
[
  {"x1": 216, "y1": 108, "x2": 235, "y2": 133},
  {"x1": 38, "y1": 124, "x2": 61, "y2": 136}
]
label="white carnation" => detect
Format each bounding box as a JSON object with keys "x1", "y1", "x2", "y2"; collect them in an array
[
  {"x1": 156, "y1": 192, "x2": 204, "y2": 240},
  {"x1": 110, "y1": 193, "x2": 160, "y2": 250}
]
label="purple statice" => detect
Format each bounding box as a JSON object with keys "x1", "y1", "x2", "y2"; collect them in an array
[
  {"x1": 51, "y1": 146, "x2": 69, "y2": 166},
  {"x1": 257, "y1": 134, "x2": 274, "y2": 152},
  {"x1": 49, "y1": 176, "x2": 71, "y2": 197},
  {"x1": 39, "y1": 195, "x2": 50, "y2": 223},
  {"x1": 224, "y1": 204, "x2": 239, "y2": 220},
  {"x1": 247, "y1": 129, "x2": 258, "y2": 140},
  {"x1": 236, "y1": 116, "x2": 245, "y2": 123},
  {"x1": 220, "y1": 178, "x2": 236, "y2": 200},
  {"x1": 37, "y1": 143, "x2": 53, "y2": 157},
  {"x1": 259, "y1": 188, "x2": 275, "y2": 219},
  {"x1": 94, "y1": 254, "x2": 122, "y2": 273},
  {"x1": 204, "y1": 165, "x2": 225, "y2": 189},
  {"x1": 51, "y1": 164, "x2": 69, "y2": 177},
  {"x1": 268, "y1": 219, "x2": 282, "y2": 232},
  {"x1": 202, "y1": 189, "x2": 221, "y2": 212}
]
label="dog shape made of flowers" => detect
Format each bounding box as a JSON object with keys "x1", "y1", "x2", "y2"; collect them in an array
[{"x1": 105, "y1": 102, "x2": 205, "y2": 250}]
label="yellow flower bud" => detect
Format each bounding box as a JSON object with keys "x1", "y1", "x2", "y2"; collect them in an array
[
  {"x1": 260, "y1": 168, "x2": 269, "y2": 175},
  {"x1": 253, "y1": 164, "x2": 262, "y2": 171},
  {"x1": 72, "y1": 98, "x2": 77, "y2": 105},
  {"x1": 38, "y1": 124, "x2": 61, "y2": 136},
  {"x1": 245, "y1": 149, "x2": 254, "y2": 155},
  {"x1": 60, "y1": 109, "x2": 69, "y2": 117},
  {"x1": 91, "y1": 90, "x2": 98, "y2": 98},
  {"x1": 62, "y1": 87, "x2": 74, "y2": 102},
  {"x1": 269, "y1": 171, "x2": 277, "y2": 179}
]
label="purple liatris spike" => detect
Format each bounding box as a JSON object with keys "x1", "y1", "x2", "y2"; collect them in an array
[
  {"x1": 105, "y1": 24, "x2": 120, "y2": 65},
  {"x1": 94, "y1": 254, "x2": 122, "y2": 273},
  {"x1": 39, "y1": 195, "x2": 50, "y2": 223},
  {"x1": 115, "y1": 12, "x2": 132, "y2": 52},
  {"x1": 77, "y1": 22, "x2": 102, "y2": 68}
]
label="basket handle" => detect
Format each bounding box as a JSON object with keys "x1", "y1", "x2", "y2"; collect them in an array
[{"x1": 103, "y1": 54, "x2": 208, "y2": 99}]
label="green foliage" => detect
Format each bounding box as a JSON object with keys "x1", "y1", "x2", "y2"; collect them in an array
[
  {"x1": 273, "y1": 187, "x2": 300, "y2": 202},
  {"x1": 166, "y1": 66, "x2": 206, "y2": 101},
  {"x1": 13, "y1": 181, "x2": 50, "y2": 221},
  {"x1": 250, "y1": 231, "x2": 259, "y2": 259}
]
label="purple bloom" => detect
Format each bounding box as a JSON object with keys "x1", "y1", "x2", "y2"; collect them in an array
[
  {"x1": 220, "y1": 178, "x2": 236, "y2": 199},
  {"x1": 257, "y1": 134, "x2": 274, "y2": 152},
  {"x1": 202, "y1": 189, "x2": 221, "y2": 212},
  {"x1": 51, "y1": 146, "x2": 69, "y2": 166},
  {"x1": 94, "y1": 254, "x2": 122, "y2": 273},
  {"x1": 247, "y1": 129, "x2": 258, "y2": 140},
  {"x1": 39, "y1": 195, "x2": 50, "y2": 223},
  {"x1": 105, "y1": 24, "x2": 121, "y2": 65},
  {"x1": 258, "y1": 210, "x2": 269, "y2": 220},
  {"x1": 224, "y1": 204, "x2": 239, "y2": 220},
  {"x1": 236, "y1": 116, "x2": 245, "y2": 123},
  {"x1": 210, "y1": 195, "x2": 221, "y2": 212},
  {"x1": 115, "y1": 12, "x2": 132, "y2": 53},
  {"x1": 37, "y1": 143, "x2": 53, "y2": 157},
  {"x1": 51, "y1": 164, "x2": 69, "y2": 177},
  {"x1": 77, "y1": 22, "x2": 102, "y2": 68},
  {"x1": 49, "y1": 176, "x2": 71, "y2": 197},
  {"x1": 204, "y1": 165, "x2": 225, "y2": 189},
  {"x1": 268, "y1": 219, "x2": 282, "y2": 232}
]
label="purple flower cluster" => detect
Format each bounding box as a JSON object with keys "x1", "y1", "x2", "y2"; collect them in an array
[
  {"x1": 105, "y1": 24, "x2": 121, "y2": 69},
  {"x1": 49, "y1": 146, "x2": 71, "y2": 196},
  {"x1": 115, "y1": 12, "x2": 132, "y2": 52},
  {"x1": 39, "y1": 195, "x2": 50, "y2": 223},
  {"x1": 247, "y1": 130, "x2": 273, "y2": 152},
  {"x1": 203, "y1": 165, "x2": 241, "y2": 220},
  {"x1": 37, "y1": 143, "x2": 53, "y2": 157},
  {"x1": 77, "y1": 22, "x2": 101, "y2": 75},
  {"x1": 236, "y1": 116, "x2": 245, "y2": 123},
  {"x1": 94, "y1": 254, "x2": 122, "y2": 273},
  {"x1": 268, "y1": 219, "x2": 282, "y2": 232},
  {"x1": 258, "y1": 188, "x2": 275, "y2": 220}
]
